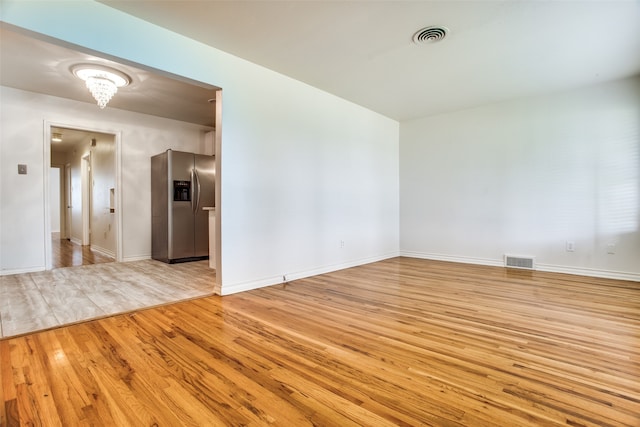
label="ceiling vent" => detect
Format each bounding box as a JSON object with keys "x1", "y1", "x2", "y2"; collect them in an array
[{"x1": 412, "y1": 26, "x2": 449, "y2": 44}]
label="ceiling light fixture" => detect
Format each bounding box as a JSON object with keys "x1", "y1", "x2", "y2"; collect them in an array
[
  {"x1": 51, "y1": 132, "x2": 63, "y2": 142},
  {"x1": 72, "y1": 64, "x2": 130, "y2": 109}
]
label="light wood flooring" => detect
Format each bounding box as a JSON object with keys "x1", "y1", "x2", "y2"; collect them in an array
[
  {"x1": 0, "y1": 260, "x2": 215, "y2": 338},
  {"x1": 1, "y1": 257, "x2": 639, "y2": 426}
]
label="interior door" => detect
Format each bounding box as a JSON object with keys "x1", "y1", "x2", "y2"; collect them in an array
[
  {"x1": 81, "y1": 153, "x2": 92, "y2": 246},
  {"x1": 64, "y1": 164, "x2": 71, "y2": 239},
  {"x1": 49, "y1": 166, "x2": 61, "y2": 235}
]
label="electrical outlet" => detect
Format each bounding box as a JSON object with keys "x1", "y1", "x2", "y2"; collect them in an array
[
  {"x1": 566, "y1": 241, "x2": 575, "y2": 252},
  {"x1": 340, "y1": 240, "x2": 345, "y2": 248},
  {"x1": 606, "y1": 244, "x2": 616, "y2": 254}
]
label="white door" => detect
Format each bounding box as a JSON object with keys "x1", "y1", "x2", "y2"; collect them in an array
[
  {"x1": 82, "y1": 153, "x2": 92, "y2": 246},
  {"x1": 49, "y1": 167, "x2": 61, "y2": 233},
  {"x1": 65, "y1": 163, "x2": 72, "y2": 240}
]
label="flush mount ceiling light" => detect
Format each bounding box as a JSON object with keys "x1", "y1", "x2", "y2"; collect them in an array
[
  {"x1": 412, "y1": 26, "x2": 449, "y2": 44},
  {"x1": 51, "y1": 132, "x2": 63, "y2": 142},
  {"x1": 72, "y1": 64, "x2": 130, "y2": 109}
]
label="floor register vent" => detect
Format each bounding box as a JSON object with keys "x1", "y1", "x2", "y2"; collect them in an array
[{"x1": 504, "y1": 255, "x2": 535, "y2": 270}]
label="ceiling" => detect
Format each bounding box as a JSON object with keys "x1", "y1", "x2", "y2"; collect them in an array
[
  {"x1": 2, "y1": 2, "x2": 639, "y2": 123},
  {"x1": 0, "y1": 26, "x2": 218, "y2": 127},
  {"x1": 98, "y1": 0, "x2": 640, "y2": 121},
  {"x1": 50, "y1": 126, "x2": 113, "y2": 154}
]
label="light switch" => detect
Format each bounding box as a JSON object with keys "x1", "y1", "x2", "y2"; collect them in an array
[{"x1": 18, "y1": 164, "x2": 27, "y2": 175}]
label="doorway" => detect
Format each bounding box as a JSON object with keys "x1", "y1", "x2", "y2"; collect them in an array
[{"x1": 47, "y1": 125, "x2": 119, "y2": 269}]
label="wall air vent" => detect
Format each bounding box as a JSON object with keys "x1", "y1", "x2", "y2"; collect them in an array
[
  {"x1": 504, "y1": 255, "x2": 535, "y2": 270},
  {"x1": 412, "y1": 26, "x2": 449, "y2": 44}
]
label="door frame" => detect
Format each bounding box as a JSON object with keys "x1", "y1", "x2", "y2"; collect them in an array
[
  {"x1": 44, "y1": 121, "x2": 123, "y2": 269},
  {"x1": 213, "y1": 89, "x2": 222, "y2": 294}
]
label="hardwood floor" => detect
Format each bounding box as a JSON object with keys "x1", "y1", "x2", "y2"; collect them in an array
[
  {"x1": 1, "y1": 257, "x2": 638, "y2": 426},
  {"x1": 51, "y1": 233, "x2": 114, "y2": 269}
]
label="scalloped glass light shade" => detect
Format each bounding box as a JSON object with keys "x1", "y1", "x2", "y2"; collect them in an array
[{"x1": 72, "y1": 65, "x2": 130, "y2": 109}]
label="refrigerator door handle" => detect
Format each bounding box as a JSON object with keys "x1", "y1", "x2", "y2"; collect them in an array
[
  {"x1": 190, "y1": 169, "x2": 196, "y2": 213},
  {"x1": 193, "y1": 168, "x2": 202, "y2": 213}
]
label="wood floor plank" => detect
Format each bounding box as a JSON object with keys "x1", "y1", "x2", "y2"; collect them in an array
[{"x1": 1, "y1": 257, "x2": 639, "y2": 426}]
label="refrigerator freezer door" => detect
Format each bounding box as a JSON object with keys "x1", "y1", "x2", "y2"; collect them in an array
[
  {"x1": 194, "y1": 154, "x2": 215, "y2": 257},
  {"x1": 151, "y1": 152, "x2": 169, "y2": 262},
  {"x1": 169, "y1": 150, "x2": 196, "y2": 260}
]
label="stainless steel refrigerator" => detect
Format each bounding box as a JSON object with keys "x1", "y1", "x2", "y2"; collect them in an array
[{"x1": 151, "y1": 149, "x2": 215, "y2": 263}]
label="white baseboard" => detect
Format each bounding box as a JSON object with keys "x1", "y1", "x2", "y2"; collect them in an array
[
  {"x1": 220, "y1": 251, "x2": 400, "y2": 295},
  {"x1": 70, "y1": 237, "x2": 82, "y2": 245},
  {"x1": 0, "y1": 265, "x2": 45, "y2": 276},
  {"x1": 400, "y1": 251, "x2": 504, "y2": 267},
  {"x1": 90, "y1": 245, "x2": 115, "y2": 259},
  {"x1": 122, "y1": 255, "x2": 151, "y2": 262},
  {"x1": 535, "y1": 263, "x2": 640, "y2": 282},
  {"x1": 400, "y1": 251, "x2": 640, "y2": 282}
]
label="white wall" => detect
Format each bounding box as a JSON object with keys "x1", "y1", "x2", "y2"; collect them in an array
[
  {"x1": 1, "y1": 1, "x2": 400, "y2": 293},
  {"x1": 400, "y1": 76, "x2": 640, "y2": 280},
  {"x1": 0, "y1": 86, "x2": 211, "y2": 272}
]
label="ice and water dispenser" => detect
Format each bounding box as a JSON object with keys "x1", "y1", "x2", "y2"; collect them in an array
[{"x1": 173, "y1": 180, "x2": 191, "y2": 202}]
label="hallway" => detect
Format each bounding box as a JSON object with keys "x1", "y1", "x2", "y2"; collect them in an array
[{"x1": 51, "y1": 232, "x2": 114, "y2": 268}]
